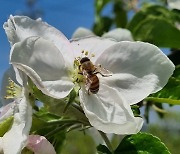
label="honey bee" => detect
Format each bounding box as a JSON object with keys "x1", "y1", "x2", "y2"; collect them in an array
[{"x1": 79, "y1": 57, "x2": 111, "y2": 94}]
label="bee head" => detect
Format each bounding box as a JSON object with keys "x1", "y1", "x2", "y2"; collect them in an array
[{"x1": 80, "y1": 57, "x2": 90, "y2": 64}]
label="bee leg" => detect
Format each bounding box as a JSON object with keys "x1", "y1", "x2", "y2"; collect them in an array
[{"x1": 88, "y1": 89, "x2": 91, "y2": 95}]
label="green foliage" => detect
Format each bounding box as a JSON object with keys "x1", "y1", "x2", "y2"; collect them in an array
[
  {"x1": 93, "y1": 16, "x2": 113, "y2": 36},
  {"x1": 114, "y1": 132, "x2": 171, "y2": 154},
  {"x1": 131, "y1": 105, "x2": 141, "y2": 117},
  {"x1": 147, "y1": 65, "x2": 180, "y2": 105},
  {"x1": 0, "y1": 116, "x2": 13, "y2": 136},
  {"x1": 95, "y1": 0, "x2": 111, "y2": 14},
  {"x1": 113, "y1": 0, "x2": 127, "y2": 28},
  {"x1": 97, "y1": 144, "x2": 111, "y2": 154},
  {"x1": 148, "y1": 124, "x2": 180, "y2": 154},
  {"x1": 128, "y1": 5, "x2": 180, "y2": 48}
]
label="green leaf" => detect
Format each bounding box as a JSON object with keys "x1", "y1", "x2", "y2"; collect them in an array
[
  {"x1": 128, "y1": 5, "x2": 180, "y2": 48},
  {"x1": 113, "y1": 0, "x2": 127, "y2": 28},
  {"x1": 146, "y1": 65, "x2": 180, "y2": 105},
  {"x1": 34, "y1": 108, "x2": 61, "y2": 122},
  {"x1": 93, "y1": 16, "x2": 113, "y2": 36},
  {"x1": 97, "y1": 144, "x2": 111, "y2": 154},
  {"x1": 63, "y1": 89, "x2": 76, "y2": 113},
  {"x1": 95, "y1": 0, "x2": 111, "y2": 14},
  {"x1": 131, "y1": 105, "x2": 141, "y2": 117},
  {"x1": 115, "y1": 132, "x2": 170, "y2": 154},
  {"x1": 0, "y1": 116, "x2": 13, "y2": 137}
]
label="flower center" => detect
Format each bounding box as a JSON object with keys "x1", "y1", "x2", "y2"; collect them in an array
[
  {"x1": 4, "y1": 78, "x2": 22, "y2": 99},
  {"x1": 72, "y1": 50, "x2": 95, "y2": 84}
]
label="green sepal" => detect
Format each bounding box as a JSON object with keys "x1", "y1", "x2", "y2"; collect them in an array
[{"x1": 0, "y1": 116, "x2": 13, "y2": 137}]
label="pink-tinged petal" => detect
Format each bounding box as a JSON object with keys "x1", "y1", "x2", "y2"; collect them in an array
[
  {"x1": 79, "y1": 84, "x2": 143, "y2": 134},
  {"x1": 2, "y1": 91, "x2": 32, "y2": 154},
  {"x1": 27, "y1": 135, "x2": 56, "y2": 154},
  {"x1": 10, "y1": 36, "x2": 74, "y2": 99},
  {"x1": 72, "y1": 27, "x2": 95, "y2": 39},
  {"x1": 0, "y1": 102, "x2": 15, "y2": 123},
  {"x1": 4, "y1": 15, "x2": 74, "y2": 66},
  {"x1": 70, "y1": 37, "x2": 117, "y2": 63},
  {"x1": 96, "y1": 41, "x2": 175, "y2": 105},
  {"x1": 102, "y1": 28, "x2": 134, "y2": 41}
]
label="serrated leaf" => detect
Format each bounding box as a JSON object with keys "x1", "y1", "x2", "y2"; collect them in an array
[
  {"x1": 115, "y1": 132, "x2": 170, "y2": 154},
  {"x1": 128, "y1": 5, "x2": 180, "y2": 48},
  {"x1": 0, "y1": 116, "x2": 13, "y2": 136},
  {"x1": 146, "y1": 65, "x2": 180, "y2": 105},
  {"x1": 97, "y1": 144, "x2": 111, "y2": 154}
]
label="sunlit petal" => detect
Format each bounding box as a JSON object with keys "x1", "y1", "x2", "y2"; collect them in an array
[
  {"x1": 79, "y1": 84, "x2": 143, "y2": 134},
  {"x1": 102, "y1": 28, "x2": 134, "y2": 41},
  {"x1": 2, "y1": 91, "x2": 32, "y2": 154},
  {"x1": 71, "y1": 37, "x2": 117, "y2": 62},
  {"x1": 96, "y1": 41, "x2": 175, "y2": 105},
  {"x1": 10, "y1": 36, "x2": 74, "y2": 99},
  {"x1": 72, "y1": 27, "x2": 95, "y2": 39},
  {"x1": 4, "y1": 15, "x2": 74, "y2": 66}
]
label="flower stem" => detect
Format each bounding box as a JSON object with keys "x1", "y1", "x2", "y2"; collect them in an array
[{"x1": 98, "y1": 131, "x2": 114, "y2": 153}]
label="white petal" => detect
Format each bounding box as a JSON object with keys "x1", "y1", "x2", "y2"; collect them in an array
[
  {"x1": 102, "y1": 28, "x2": 134, "y2": 41},
  {"x1": 0, "y1": 102, "x2": 15, "y2": 123},
  {"x1": 70, "y1": 37, "x2": 117, "y2": 62},
  {"x1": 0, "y1": 138, "x2": 2, "y2": 153},
  {"x1": 79, "y1": 84, "x2": 143, "y2": 134},
  {"x1": 27, "y1": 135, "x2": 56, "y2": 154},
  {"x1": 72, "y1": 27, "x2": 95, "y2": 39},
  {"x1": 10, "y1": 36, "x2": 74, "y2": 99},
  {"x1": 2, "y1": 91, "x2": 32, "y2": 154},
  {"x1": 96, "y1": 41, "x2": 175, "y2": 105},
  {"x1": 4, "y1": 15, "x2": 74, "y2": 65},
  {"x1": 167, "y1": 0, "x2": 180, "y2": 10}
]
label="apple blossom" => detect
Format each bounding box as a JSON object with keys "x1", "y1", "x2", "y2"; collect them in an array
[
  {"x1": 72, "y1": 27, "x2": 134, "y2": 41},
  {"x1": 5, "y1": 16, "x2": 175, "y2": 134},
  {"x1": 0, "y1": 67, "x2": 33, "y2": 154}
]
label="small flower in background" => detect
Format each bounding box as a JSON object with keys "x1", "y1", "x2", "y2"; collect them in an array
[
  {"x1": 167, "y1": 0, "x2": 180, "y2": 10},
  {"x1": 0, "y1": 67, "x2": 33, "y2": 154},
  {"x1": 72, "y1": 27, "x2": 134, "y2": 41},
  {"x1": 4, "y1": 16, "x2": 175, "y2": 135}
]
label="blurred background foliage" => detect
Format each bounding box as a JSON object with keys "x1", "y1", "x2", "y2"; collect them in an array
[{"x1": 1, "y1": 0, "x2": 180, "y2": 153}]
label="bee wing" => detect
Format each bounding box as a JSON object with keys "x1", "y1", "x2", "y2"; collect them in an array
[{"x1": 94, "y1": 65, "x2": 112, "y2": 76}]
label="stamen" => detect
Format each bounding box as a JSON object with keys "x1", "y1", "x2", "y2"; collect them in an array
[
  {"x1": 85, "y1": 51, "x2": 88, "y2": 56},
  {"x1": 4, "y1": 78, "x2": 22, "y2": 99},
  {"x1": 91, "y1": 54, "x2": 95, "y2": 57}
]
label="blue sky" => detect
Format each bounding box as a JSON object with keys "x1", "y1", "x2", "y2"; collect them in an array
[
  {"x1": 0, "y1": 0, "x2": 170, "y2": 81},
  {"x1": 0, "y1": 0, "x2": 94, "y2": 81}
]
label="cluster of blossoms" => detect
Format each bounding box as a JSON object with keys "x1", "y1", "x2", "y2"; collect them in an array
[{"x1": 0, "y1": 15, "x2": 174, "y2": 153}]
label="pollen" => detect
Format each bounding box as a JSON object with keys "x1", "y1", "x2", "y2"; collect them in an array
[
  {"x1": 4, "y1": 78, "x2": 22, "y2": 99},
  {"x1": 85, "y1": 51, "x2": 88, "y2": 56}
]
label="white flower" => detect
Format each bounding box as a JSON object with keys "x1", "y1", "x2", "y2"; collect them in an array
[
  {"x1": 167, "y1": 0, "x2": 180, "y2": 10},
  {"x1": 5, "y1": 15, "x2": 175, "y2": 134},
  {"x1": 0, "y1": 67, "x2": 32, "y2": 154}
]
